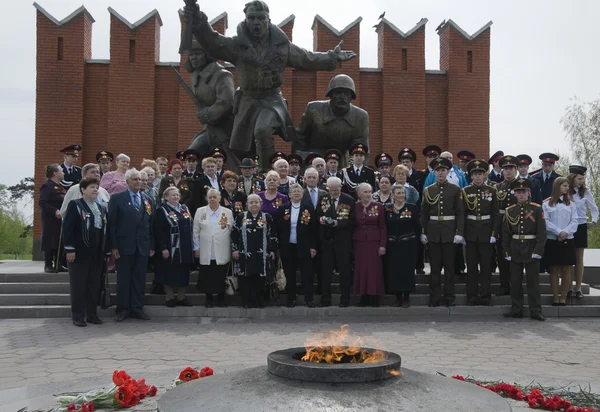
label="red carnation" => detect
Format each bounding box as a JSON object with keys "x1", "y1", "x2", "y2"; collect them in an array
[
  {"x1": 112, "y1": 370, "x2": 132, "y2": 386},
  {"x1": 199, "y1": 367, "x2": 214, "y2": 378},
  {"x1": 135, "y1": 378, "x2": 149, "y2": 399},
  {"x1": 67, "y1": 405, "x2": 76, "y2": 411},
  {"x1": 115, "y1": 382, "x2": 140, "y2": 408},
  {"x1": 148, "y1": 385, "x2": 158, "y2": 397},
  {"x1": 179, "y1": 367, "x2": 200, "y2": 382}
]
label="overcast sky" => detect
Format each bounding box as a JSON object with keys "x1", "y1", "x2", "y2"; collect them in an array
[{"x1": 1, "y1": 0, "x2": 599, "y2": 187}]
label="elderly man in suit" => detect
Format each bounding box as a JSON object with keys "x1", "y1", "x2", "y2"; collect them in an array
[
  {"x1": 302, "y1": 167, "x2": 327, "y2": 294},
  {"x1": 108, "y1": 169, "x2": 155, "y2": 322}
]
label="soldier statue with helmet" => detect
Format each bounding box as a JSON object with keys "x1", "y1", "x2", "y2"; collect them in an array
[{"x1": 294, "y1": 74, "x2": 369, "y2": 168}]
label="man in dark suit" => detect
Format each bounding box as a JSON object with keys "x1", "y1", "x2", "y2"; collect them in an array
[
  {"x1": 533, "y1": 152, "x2": 560, "y2": 200},
  {"x1": 399, "y1": 148, "x2": 426, "y2": 195},
  {"x1": 188, "y1": 156, "x2": 222, "y2": 216},
  {"x1": 487, "y1": 151, "x2": 504, "y2": 183},
  {"x1": 275, "y1": 183, "x2": 318, "y2": 308},
  {"x1": 182, "y1": 149, "x2": 204, "y2": 180},
  {"x1": 420, "y1": 145, "x2": 442, "y2": 182},
  {"x1": 325, "y1": 149, "x2": 344, "y2": 180},
  {"x1": 516, "y1": 155, "x2": 543, "y2": 204},
  {"x1": 303, "y1": 167, "x2": 328, "y2": 294},
  {"x1": 316, "y1": 176, "x2": 355, "y2": 307},
  {"x1": 342, "y1": 143, "x2": 376, "y2": 199},
  {"x1": 60, "y1": 144, "x2": 83, "y2": 190},
  {"x1": 457, "y1": 150, "x2": 475, "y2": 185},
  {"x1": 211, "y1": 148, "x2": 227, "y2": 180},
  {"x1": 108, "y1": 169, "x2": 155, "y2": 322}
]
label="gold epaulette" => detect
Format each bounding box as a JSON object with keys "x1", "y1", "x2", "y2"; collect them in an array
[
  {"x1": 506, "y1": 204, "x2": 517, "y2": 211},
  {"x1": 531, "y1": 202, "x2": 541, "y2": 207}
]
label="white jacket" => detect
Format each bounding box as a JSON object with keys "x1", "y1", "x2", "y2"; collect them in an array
[{"x1": 193, "y1": 206, "x2": 233, "y2": 265}]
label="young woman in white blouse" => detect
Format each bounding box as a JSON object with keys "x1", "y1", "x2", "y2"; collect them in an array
[
  {"x1": 567, "y1": 165, "x2": 599, "y2": 299},
  {"x1": 542, "y1": 177, "x2": 579, "y2": 306}
]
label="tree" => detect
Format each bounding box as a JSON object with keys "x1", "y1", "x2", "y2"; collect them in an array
[
  {"x1": 7, "y1": 177, "x2": 34, "y2": 203},
  {"x1": 0, "y1": 185, "x2": 33, "y2": 259}
]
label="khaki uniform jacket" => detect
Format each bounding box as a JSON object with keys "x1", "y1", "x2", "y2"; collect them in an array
[
  {"x1": 501, "y1": 202, "x2": 546, "y2": 263},
  {"x1": 462, "y1": 184, "x2": 499, "y2": 242},
  {"x1": 495, "y1": 178, "x2": 517, "y2": 237},
  {"x1": 420, "y1": 181, "x2": 465, "y2": 243}
]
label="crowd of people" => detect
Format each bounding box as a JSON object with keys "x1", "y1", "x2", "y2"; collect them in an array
[{"x1": 39, "y1": 143, "x2": 598, "y2": 326}]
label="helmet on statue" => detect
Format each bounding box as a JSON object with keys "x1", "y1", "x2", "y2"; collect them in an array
[{"x1": 326, "y1": 74, "x2": 357, "y2": 100}]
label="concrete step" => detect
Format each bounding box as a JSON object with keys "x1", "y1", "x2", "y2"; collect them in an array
[
  {"x1": 0, "y1": 282, "x2": 590, "y2": 295},
  {"x1": 0, "y1": 304, "x2": 598, "y2": 319},
  {"x1": 0, "y1": 293, "x2": 598, "y2": 307}
]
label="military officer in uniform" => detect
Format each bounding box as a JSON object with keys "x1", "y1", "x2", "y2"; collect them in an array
[
  {"x1": 182, "y1": 149, "x2": 204, "y2": 180},
  {"x1": 495, "y1": 155, "x2": 519, "y2": 296},
  {"x1": 96, "y1": 151, "x2": 114, "y2": 178},
  {"x1": 516, "y1": 154, "x2": 542, "y2": 204},
  {"x1": 211, "y1": 148, "x2": 227, "y2": 180},
  {"x1": 457, "y1": 150, "x2": 475, "y2": 184},
  {"x1": 288, "y1": 154, "x2": 304, "y2": 186},
  {"x1": 421, "y1": 145, "x2": 441, "y2": 179},
  {"x1": 238, "y1": 158, "x2": 264, "y2": 196},
  {"x1": 342, "y1": 143, "x2": 376, "y2": 199},
  {"x1": 374, "y1": 153, "x2": 394, "y2": 189},
  {"x1": 399, "y1": 148, "x2": 426, "y2": 195},
  {"x1": 488, "y1": 151, "x2": 504, "y2": 183},
  {"x1": 420, "y1": 157, "x2": 465, "y2": 307},
  {"x1": 462, "y1": 160, "x2": 499, "y2": 305},
  {"x1": 60, "y1": 145, "x2": 83, "y2": 190},
  {"x1": 502, "y1": 178, "x2": 546, "y2": 321},
  {"x1": 533, "y1": 152, "x2": 561, "y2": 200},
  {"x1": 325, "y1": 149, "x2": 343, "y2": 179}
]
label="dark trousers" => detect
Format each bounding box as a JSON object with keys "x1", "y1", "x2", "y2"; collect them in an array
[
  {"x1": 282, "y1": 245, "x2": 313, "y2": 303},
  {"x1": 239, "y1": 275, "x2": 265, "y2": 307},
  {"x1": 509, "y1": 260, "x2": 542, "y2": 316},
  {"x1": 466, "y1": 242, "x2": 493, "y2": 300},
  {"x1": 44, "y1": 249, "x2": 57, "y2": 268},
  {"x1": 454, "y1": 244, "x2": 466, "y2": 274},
  {"x1": 416, "y1": 242, "x2": 425, "y2": 272},
  {"x1": 321, "y1": 241, "x2": 352, "y2": 304},
  {"x1": 428, "y1": 242, "x2": 456, "y2": 302},
  {"x1": 496, "y1": 243, "x2": 510, "y2": 292},
  {"x1": 115, "y1": 252, "x2": 148, "y2": 316},
  {"x1": 68, "y1": 255, "x2": 103, "y2": 321}
]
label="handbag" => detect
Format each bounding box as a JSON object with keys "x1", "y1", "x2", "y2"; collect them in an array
[
  {"x1": 224, "y1": 263, "x2": 238, "y2": 296},
  {"x1": 99, "y1": 261, "x2": 112, "y2": 309},
  {"x1": 275, "y1": 258, "x2": 286, "y2": 291}
]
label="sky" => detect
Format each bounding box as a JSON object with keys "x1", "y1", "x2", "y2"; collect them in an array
[{"x1": 1, "y1": 0, "x2": 599, "y2": 188}]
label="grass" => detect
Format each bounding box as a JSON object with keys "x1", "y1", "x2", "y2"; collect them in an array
[{"x1": 0, "y1": 253, "x2": 33, "y2": 260}]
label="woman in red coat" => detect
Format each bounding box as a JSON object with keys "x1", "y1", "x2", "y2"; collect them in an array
[{"x1": 353, "y1": 182, "x2": 387, "y2": 306}]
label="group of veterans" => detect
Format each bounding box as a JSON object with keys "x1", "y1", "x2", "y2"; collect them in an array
[{"x1": 39, "y1": 142, "x2": 598, "y2": 326}]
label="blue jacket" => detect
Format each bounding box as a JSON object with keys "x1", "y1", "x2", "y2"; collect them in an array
[
  {"x1": 423, "y1": 165, "x2": 468, "y2": 189},
  {"x1": 107, "y1": 190, "x2": 154, "y2": 256}
]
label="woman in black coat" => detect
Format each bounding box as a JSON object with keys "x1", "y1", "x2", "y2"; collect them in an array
[
  {"x1": 39, "y1": 164, "x2": 66, "y2": 272},
  {"x1": 62, "y1": 178, "x2": 108, "y2": 327},
  {"x1": 274, "y1": 184, "x2": 317, "y2": 308},
  {"x1": 220, "y1": 170, "x2": 247, "y2": 219}
]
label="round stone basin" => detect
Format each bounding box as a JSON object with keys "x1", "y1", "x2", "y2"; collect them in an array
[{"x1": 267, "y1": 346, "x2": 401, "y2": 383}]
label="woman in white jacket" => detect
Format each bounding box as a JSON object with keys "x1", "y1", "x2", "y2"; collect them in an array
[
  {"x1": 542, "y1": 177, "x2": 579, "y2": 306},
  {"x1": 193, "y1": 188, "x2": 234, "y2": 308}
]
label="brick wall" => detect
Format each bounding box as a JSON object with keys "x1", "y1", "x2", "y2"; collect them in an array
[{"x1": 33, "y1": 5, "x2": 491, "y2": 251}]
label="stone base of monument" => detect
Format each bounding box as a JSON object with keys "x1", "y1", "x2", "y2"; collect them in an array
[{"x1": 158, "y1": 349, "x2": 511, "y2": 412}]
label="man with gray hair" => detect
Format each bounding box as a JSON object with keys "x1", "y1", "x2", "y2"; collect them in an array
[
  {"x1": 107, "y1": 168, "x2": 155, "y2": 322},
  {"x1": 303, "y1": 167, "x2": 327, "y2": 209},
  {"x1": 60, "y1": 163, "x2": 110, "y2": 217},
  {"x1": 316, "y1": 176, "x2": 355, "y2": 307}
]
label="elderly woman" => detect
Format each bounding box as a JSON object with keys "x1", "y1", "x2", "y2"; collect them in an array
[
  {"x1": 220, "y1": 170, "x2": 247, "y2": 219},
  {"x1": 353, "y1": 183, "x2": 387, "y2": 306},
  {"x1": 193, "y1": 188, "x2": 234, "y2": 308},
  {"x1": 392, "y1": 164, "x2": 420, "y2": 205},
  {"x1": 159, "y1": 159, "x2": 193, "y2": 205},
  {"x1": 62, "y1": 178, "x2": 108, "y2": 326},
  {"x1": 141, "y1": 166, "x2": 158, "y2": 203},
  {"x1": 100, "y1": 153, "x2": 130, "y2": 195},
  {"x1": 232, "y1": 194, "x2": 278, "y2": 308},
  {"x1": 275, "y1": 183, "x2": 317, "y2": 308},
  {"x1": 39, "y1": 164, "x2": 66, "y2": 272},
  {"x1": 274, "y1": 158, "x2": 295, "y2": 195},
  {"x1": 141, "y1": 158, "x2": 161, "y2": 189},
  {"x1": 372, "y1": 175, "x2": 393, "y2": 205},
  {"x1": 258, "y1": 170, "x2": 289, "y2": 217},
  {"x1": 154, "y1": 186, "x2": 195, "y2": 307},
  {"x1": 188, "y1": 157, "x2": 221, "y2": 215},
  {"x1": 385, "y1": 185, "x2": 420, "y2": 307}
]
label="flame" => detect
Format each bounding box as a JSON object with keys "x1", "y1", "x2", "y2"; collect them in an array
[
  {"x1": 301, "y1": 325, "x2": 388, "y2": 364},
  {"x1": 389, "y1": 369, "x2": 402, "y2": 376}
]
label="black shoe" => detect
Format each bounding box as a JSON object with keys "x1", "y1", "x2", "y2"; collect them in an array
[
  {"x1": 338, "y1": 302, "x2": 349, "y2": 308},
  {"x1": 133, "y1": 311, "x2": 151, "y2": 320},
  {"x1": 177, "y1": 298, "x2": 193, "y2": 307},
  {"x1": 416, "y1": 269, "x2": 426, "y2": 275},
  {"x1": 86, "y1": 317, "x2": 103, "y2": 325},
  {"x1": 114, "y1": 314, "x2": 126, "y2": 322},
  {"x1": 558, "y1": 302, "x2": 566, "y2": 306},
  {"x1": 445, "y1": 300, "x2": 456, "y2": 307},
  {"x1": 479, "y1": 299, "x2": 492, "y2": 306},
  {"x1": 165, "y1": 299, "x2": 178, "y2": 308},
  {"x1": 552, "y1": 302, "x2": 560, "y2": 307},
  {"x1": 320, "y1": 300, "x2": 332, "y2": 307},
  {"x1": 575, "y1": 291, "x2": 584, "y2": 299},
  {"x1": 531, "y1": 314, "x2": 546, "y2": 321},
  {"x1": 59, "y1": 265, "x2": 68, "y2": 272},
  {"x1": 205, "y1": 302, "x2": 214, "y2": 308},
  {"x1": 44, "y1": 266, "x2": 54, "y2": 273},
  {"x1": 73, "y1": 319, "x2": 87, "y2": 327},
  {"x1": 287, "y1": 300, "x2": 297, "y2": 308},
  {"x1": 466, "y1": 298, "x2": 478, "y2": 306},
  {"x1": 428, "y1": 300, "x2": 440, "y2": 308},
  {"x1": 567, "y1": 290, "x2": 574, "y2": 299},
  {"x1": 371, "y1": 298, "x2": 380, "y2": 307},
  {"x1": 503, "y1": 312, "x2": 523, "y2": 318},
  {"x1": 217, "y1": 301, "x2": 228, "y2": 308},
  {"x1": 306, "y1": 301, "x2": 316, "y2": 308},
  {"x1": 496, "y1": 289, "x2": 510, "y2": 297},
  {"x1": 401, "y1": 300, "x2": 411, "y2": 308}
]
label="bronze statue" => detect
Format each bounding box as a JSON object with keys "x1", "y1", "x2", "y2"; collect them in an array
[
  {"x1": 294, "y1": 74, "x2": 369, "y2": 167},
  {"x1": 182, "y1": 0, "x2": 357, "y2": 171},
  {"x1": 175, "y1": 40, "x2": 240, "y2": 172}
]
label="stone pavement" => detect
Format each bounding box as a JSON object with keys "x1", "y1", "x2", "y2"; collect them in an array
[{"x1": 1, "y1": 316, "x2": 599, "y2": 411}]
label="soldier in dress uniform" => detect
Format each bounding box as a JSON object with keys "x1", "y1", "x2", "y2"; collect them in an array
[
  {"x1": 502, "y1": 178, "x2": 546, "y2": 321},
  {"x1": 516, "y1": 154, "x2": 543, "y2": 204},
  {"x1": 533, "y1": 152, "x2": 560, "y2": 200},
  {"x1": 399, "y1": 148, "x2": 426, "y2": 195},
  {"x1": 60, "y1": 145, "x2": 83, "y2": 190},
  {"x1": 420, "y1": 157, "x2": 465, "y2": 307},
  {"x1": 182, "y1": 149, "x2": 204, "y2": 180},
  {"x1": 288, "y1": 154, "x2": 304, "y2": 186},
  {"x1": 488, "y1": 151, "x2": 504, "y2": 183},
  {"x1": 342, "y1": 143, "x2": 376, "y2": 199},
  {"x1": 211, "y1": 148, "x2": 227, "y2": 180},
  {"x1": 238, "y1": 158, "x2": 265, "y2": 196},
  {"x1": 457, "y1": 150, "x2": 475, "y2": 184},
  {"x1": 96, "y1": 151, "x2": 114, "y2": 178},
  {"x1": 325, "y1": 149, "x2": 343, "y2": 179},
  {"x1": 462, "y1": 160, "x2": 499, "y2": 306},
  {"x1": 495, "y1": 155, "x2": 519, "y2": 296},
  {"x1": 374, "y1": 153, "x2": 394, "y2": 189}
]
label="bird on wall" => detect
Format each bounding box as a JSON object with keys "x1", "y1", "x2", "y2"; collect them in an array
[
  {"x1": 378, "y1": 11, "x2": 385, "y2": 20},
  {"x1": 436, "y1": 19, "x2": 446, "y2": 32}
]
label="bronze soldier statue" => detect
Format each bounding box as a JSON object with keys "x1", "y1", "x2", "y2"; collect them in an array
[
  {"x1": 183, "y1": 0, "x2": 357, "y2": 172},
  {"x1": 294, "y1": 74, "x2": 369, "y2": 167}
]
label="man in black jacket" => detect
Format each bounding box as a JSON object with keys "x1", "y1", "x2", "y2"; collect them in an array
[
  {"x1": 316, "y1": 176, "x2": 355, "y2": 307},
  {"x1": 342, "y1": 143, "x2": 376, "y2": 199},
  {"x1": 533, "y1": 152, "x2": 561, "y2": 200}
]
